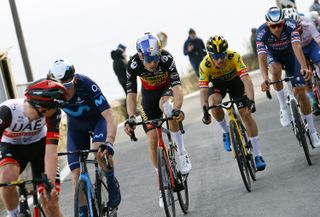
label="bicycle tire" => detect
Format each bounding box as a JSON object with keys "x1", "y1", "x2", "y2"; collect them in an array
[
  {"x1": 230, "y1": 120, "x2": 252, "y2": 192},
  {"x1": 74, "y1": 179, "x2": 98, "y2": 217},
  {"x1": 157, "y1": 147, "x2": 176, "y2": 217},
  {"x1": 96, "y1": 173, "x2": 117, "y2": 217},
  {"x1": 176, "y1": 173, "x2": 189, "y2": 214},
  {"x1": 290, "y1": 99, "x2": 312, "y2": 166},
  {"x1": 239, "y1": 121, "x2": 256, "y2": 181}
]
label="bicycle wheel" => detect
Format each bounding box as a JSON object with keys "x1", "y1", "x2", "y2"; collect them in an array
[
  {"x1": 229, "y1": 121, "x2": 252, "y2": 192},
  {"x1": 75, "y1": 179, "x2": 97, "y2": 217},
  {"x1": 96, "y1": 173, "x2": 117, "y2": 217},
  {"x1": 290, "y1": 100, "x2": 312, "y2": 166},
  {"x1": 176, "y1": 172, "x2": 189, "y2": 214},
  {"x1": 157, "y1": 147, "x2": 176, "y2": 217},
  {"x1": 239, "y1": 121, "x2": 256, "y2": 181}
]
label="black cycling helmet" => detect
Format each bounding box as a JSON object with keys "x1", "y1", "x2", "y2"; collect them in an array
[
  {"x1": 265, "y1": 6, "x2": 285, "y2": 23},
  {"x1": 48, "y1": 59, "x2": 75, "y2": 82},
  {"x1": 25, "y1": 78, "x2": 67, "y2": 109}
]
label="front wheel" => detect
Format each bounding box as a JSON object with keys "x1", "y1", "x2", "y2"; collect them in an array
[
  {"x1": 229, "y1": 120, "x2": 252, "y2": 192},
  {"x1": 158, "y1": 147, "x2": 176, "y2": 217},
  {"x1": 290, "y1": 99, "x2": 312, "y2": 166},
  {"x1": 75, "y1": 179, "x2": 97, "y2": 217},
  {"x1": 176, "y1": 173, "x2": 189, "y2": 214}
]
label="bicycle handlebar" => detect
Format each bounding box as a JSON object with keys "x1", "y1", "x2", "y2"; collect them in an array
[
  {"x1": 57, "y1": 149, "x2": 98, "y2": 156},
  {"x1": 265, "y1": 76, "x2": 294, "y2": 99},
  {"x1": 129, "y1": 116, "x2": 184, "y2": 142}
]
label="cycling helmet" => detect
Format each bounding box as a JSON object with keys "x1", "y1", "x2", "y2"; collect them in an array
[
  {"x1": 283, "y1": 8, "x2": 301, "y2": 23},
  {"x1": 48, "y1": 59, "x2": 75, "y2": 82},
  {"x1": 265, "y1": 7, "x2": 285, "y2": 23},
  {"x1": 25, "y1": 78, "x2": 67, "y2": 109},
  {"x1": 136, "y1": 33, "x2": 161, "y2": 62},
  {"x1": 206, "y1": 35, "x2": 228, "y2": 59}
]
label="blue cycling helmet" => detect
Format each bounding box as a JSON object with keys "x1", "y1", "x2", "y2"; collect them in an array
[
  {"x1": 265, "y1": 6, "x2": 284, "y2": 23},
  {"x1": 136, "y1": 33, "x2": 161, "y2": 62}
]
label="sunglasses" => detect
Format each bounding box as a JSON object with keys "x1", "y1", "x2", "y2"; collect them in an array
[
  {"x1": 209, "y1": 52, "x2": 226, "y2": 60},
  {"x1": 143, "y1": 55, "x2": 160, "y2": 63},
  {"x1": 62, "y1": 77, "x2": 74, "y2": 89},
  {"x1": 269, "y1": 22, "x2": 284, "y2": 29}
]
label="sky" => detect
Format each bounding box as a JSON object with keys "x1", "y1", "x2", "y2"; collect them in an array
[{"x1": 0, "y1": 0, "x2": 315, "y2": 101}]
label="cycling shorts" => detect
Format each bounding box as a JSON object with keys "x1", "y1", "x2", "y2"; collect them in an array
[
  {"x1": 209, "y1": 76, "x2": 248, "y2": 109},
  {"x1": 303, "y1": 39, "x2": 320, "y2": 64},
  {"x1": 67, "y1": 115, "x2": 106, "y2": 170},
  {"x1": 0, "y1": 137, "x2": 46, "y2": 179},
  {"x1": 267, "y1": 51, "x2": 305, "y2": 87},
  {"x1": 140, "y1": 86, "x2": 173, "y2": 132}
]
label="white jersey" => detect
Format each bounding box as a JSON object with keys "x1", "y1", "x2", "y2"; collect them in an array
[
  {"x1": 300, "y1": 16, "x2": 320, "y2": 47},
  {"x1": 0, "y1": 99, "x2": 47, "y2": 144}
]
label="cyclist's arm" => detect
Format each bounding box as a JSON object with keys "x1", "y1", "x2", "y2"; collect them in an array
[
  {"x1": 292, "y1": 41, "x2": 308, "y2": 70},
  {"x1": 199, "y1": 87, "x2": 209, "y2": 108},
  {"x1": 0, "y1": 105, "x2": 12, "y2": 136},
  {"x1": 258, "y1": 53, "x2": 269, "y2": 81},
  {"x1": 172, "y1": 84, "x2": 183, "y2": 110},
  {"x1": 126, "y1": 58, "x2": 138, "y2": 117},
  {"x1": 45, "y1": 109, "x2": 61, "y2": 183},
  {"x1": 126, "y1": 92, "x2": 137, "y2": 117},
  {"x1": 241, "y1": 75, "x2": 254, "y2": 101},
  {"x1": 101, "y1": 108, "x2": 117, "y2": 144}
]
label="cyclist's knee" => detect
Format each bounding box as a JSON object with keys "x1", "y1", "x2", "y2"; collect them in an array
[
  {"x1": 0, "y1": 163, "x2": 19, "y2": 182},
  {"x1": 269, "y1": 63, "x2": 282, "y2": 75}
]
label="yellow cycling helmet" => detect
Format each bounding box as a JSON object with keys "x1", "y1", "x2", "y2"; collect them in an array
[{"x1": 206, "y1": 35, "x2": 228, "y2": 59}]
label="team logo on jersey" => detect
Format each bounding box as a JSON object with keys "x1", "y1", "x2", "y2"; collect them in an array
[
  {"x1": 91, "y1": 85, "x2": 100, "y2": 92},
  {"x1": 161, "y1": 55, "x2": 169, "y2": 62},
  {"x1": 10, "y1": 104, "x2": 16, "y2": 111},
  {"x1": 170, "y1": 72, "x2": 179, "y2": 80},
  {"x1": 95, "y1": 95, "x2": 106, "y2": 106},
  {"x1": 76, "y1": 97, "x2": 84, "y2": 104},
  {"x1": 130, "y1": 59, "x2": 138, "y2": 69}
]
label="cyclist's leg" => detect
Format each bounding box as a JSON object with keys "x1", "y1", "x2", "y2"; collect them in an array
[
  {"x1": 0, "y1": 142, "x2": 29, "y2": 216},
  {"x1": 208, "y1": 84, "x2": 231, "y2": 151}
]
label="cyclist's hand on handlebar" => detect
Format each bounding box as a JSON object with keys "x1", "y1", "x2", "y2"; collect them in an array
[
  {"x1": 124, "y1": 116, "x2": 136, "y2": 136},
  {"x1": 202, "y1": 114, "x2": 212, "y2": 125},
  {"x1": 99, "y1": 142, "x2": 114, "y2": 156},
  {"x1": 248, "y1": 99, "x2": 256, "y2": 113},
  {"x1": 261, "y1": 79, "x2": 270, "y2": 92},
  {"x1": 172, "y1": 109, "x2": 184, "y2": 122},
  {"x1": 301, "y1": 68, "x2": 312, "y2": 81}
]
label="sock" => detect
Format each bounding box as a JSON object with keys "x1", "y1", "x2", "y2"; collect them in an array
[
  {"x1": 7, "y1": 207, "x2": 19, "y2": 217},
  {"x1": 218, "y1": 118, "x2": 228, "y2": 133},
  {"x1": 307, "y1": 91, "x2": 316, "y2": 105},
  {"x1": 172, "y1": 131, "x2": 186, "y2": 155},
  {"x1": 275, "y1": 89, "x2": 287, "y2": 110},
  {"x1": 305, "y1": 113, "x2": 316, "y2": 134},
  {"x1": 249, "y1": 136, "x2": 261, "y2": 157}
]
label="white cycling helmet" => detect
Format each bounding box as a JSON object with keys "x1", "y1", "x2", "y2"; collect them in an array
[
  {"x1": 48, "y1": 59, "x2": 75, "y2": 82},
  {"x1": 265, "y1": 6, "x2": 285, "y2": 24},
  {"x1": 283, "y1": 8, "x2": 301, "y2": 23},
  {"x1": 308, "y1": 11, "x2": 319, "y2": 22}
]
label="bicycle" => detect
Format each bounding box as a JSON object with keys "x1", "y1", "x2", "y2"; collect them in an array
[
  {"x1": 307, "y1": 59, "x2": 320, "y2": 115},
  {"x1": 130, "y1": 116, "x2": 189, "y2": 217},
  {"x1": 0, "y1": 173, "x2": 52, "y2": 217},
  {"x1": 266, "y1": 76, "x2": 313, "y2": 166},
  {"x1": 203, "y1": 98, "x2": 256, "y2": 192},
  {"x1": 58, "y1": 149, "x2": 117, "y2": 217}
]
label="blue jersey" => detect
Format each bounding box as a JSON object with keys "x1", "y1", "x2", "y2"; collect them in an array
[
  {"x1": 256, "y1": 19, "x2": 301, "y2": 54},
  {"x1": 62, "y1": 74, "x2": 110, "y2": 120}
]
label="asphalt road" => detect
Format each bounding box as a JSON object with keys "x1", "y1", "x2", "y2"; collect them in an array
[
  {"x1": 60, "y1": 87, "x2": 320, "y2": 217},
  {"x1": 2, "y1": 75, "x2": 320, "y2": 217}
]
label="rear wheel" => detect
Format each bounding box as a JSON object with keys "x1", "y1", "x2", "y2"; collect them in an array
[
  {"x1": 158, "y1": 147, "x2": 176, "y2": 217},
  {"x1": 75, "y1": 180, "x2": 97, "y2": 217},
  {"x1": 176, "y1": 172, "x2": 189, "y2": 213},
  {"x1": 230, "y1": 121, "x2": 252, "y2": 192},
  {"x1": 290, "y1": 100, "x2": 312, "y2": 166}
]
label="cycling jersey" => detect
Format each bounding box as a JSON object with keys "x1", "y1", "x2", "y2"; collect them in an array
[
  {"x1": 300, "y1": 16, "x2": 320, "y2": 47},
  {"x1": 256, "y1": 19, "x2": 301, "y2": 54},
  {"x1": 198, "y1": 50, "x2": 248, "y2": 87},
  {"x1": 126, "y1": 49, "x2": 181, "y2": 93},
  {"x1": 62, "y1": 74, "x2": 110, "y2": 120},
  {"x1": 0, "y1": 99, "x2": 60, "y2": 145}
]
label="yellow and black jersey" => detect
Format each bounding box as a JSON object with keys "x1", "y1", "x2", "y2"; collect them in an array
[{"x1": 199, "y1": 50, "x2": 248, "y2": 88}]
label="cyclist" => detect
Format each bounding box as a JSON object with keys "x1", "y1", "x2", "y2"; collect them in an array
[
  {"x1": 124, "y1": 33, "x2": 192, "y2": 208},
  {"x1": 0, "y1": 79, "x2": 66, "y2": 217},
  {"x1": 199, "y1": 35, "x2": 266, "y2": 171},
  {"x1": 48, "y1": 59, "x2": 121, "y2": 213},
  {"x1": 283, "y1": 8, "x2": 320, "y2": 115},
  {"x1": 257, "y1": 6, "x2": 320, "y2": 147}
]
